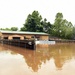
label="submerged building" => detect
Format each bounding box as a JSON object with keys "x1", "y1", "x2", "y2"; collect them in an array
[{"x1": 0, "y1": 31, "x2": 49, "y2": 40}]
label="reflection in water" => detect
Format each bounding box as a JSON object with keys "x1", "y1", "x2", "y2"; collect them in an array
[
  {"x1": 0, "y1": 43, "x2": 75, "y2": 75},
  {"x1": 49, "y1": 44, "x2": 75, "y2": 70}
]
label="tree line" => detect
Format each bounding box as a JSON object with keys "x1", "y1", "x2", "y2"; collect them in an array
[
  {"x1": 0, "y1": 27, "x2": 18, "y2": 31},
  {"x1": 20, "y1": 10, "x2": 75, "y2": 39},
  {"x1": 0, "y1": 10, "x2": 75, "y2": 39}
]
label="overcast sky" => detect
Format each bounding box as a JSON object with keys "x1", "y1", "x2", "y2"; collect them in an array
[{"x1": 0, "y1": 0, "x2": 75, "y2": 29}]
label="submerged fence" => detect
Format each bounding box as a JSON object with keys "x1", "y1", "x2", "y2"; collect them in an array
[{"x1": 0, "y1": 39, "x2": 36, "y2": 50}]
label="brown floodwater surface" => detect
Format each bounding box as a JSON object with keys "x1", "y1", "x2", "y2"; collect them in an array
[{"x1": 0, "y1": 43, "x2": 75, "y2": 75}]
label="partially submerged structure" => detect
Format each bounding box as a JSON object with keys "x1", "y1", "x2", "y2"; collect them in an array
[
  {"x1": 0, "y1": 31, "x2": 49, "y2": 40},
  {"x1": 0, "y1": 31, "x2": 55, "y2": 50}
]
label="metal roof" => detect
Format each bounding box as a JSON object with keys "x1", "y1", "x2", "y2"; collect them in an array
[{"x1": 0, "y1": 30, "x2": 49, "y2": 35}]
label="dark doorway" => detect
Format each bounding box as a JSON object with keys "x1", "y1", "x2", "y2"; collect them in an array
[
  {"x1": 4, "y1": 37, "x2": 8, "y2": 39},
  {"x1": 13, "y1": 37, "x2": 20, "y2": 40}
]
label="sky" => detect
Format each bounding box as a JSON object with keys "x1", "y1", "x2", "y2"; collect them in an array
[{"x1": 0, "y1": 0, "x2": 75, "y2": 29}]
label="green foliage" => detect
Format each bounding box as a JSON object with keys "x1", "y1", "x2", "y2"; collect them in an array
[
  {"x1": 0, "y1": 28, "x2": 11, "y2": 31},
  {"x1": 72, "y1": 26, "x2": 75, "y2": 39},
  {"x1": 11, "y1": 27, "x2": 18, "y2": 31},
  {"x1": 0, "y1": 10, "x2": 72, "y2": 40},
  {"x1": 52, "y1": 13, "x2": 63, "y2": 37},
  {"x1": 20, "y1": 11, "x2": 74, "y2": 39},
  {"x1": 41, "y1": 18, "x2": 52, "y2": 34},
  {"x1": 20, "y1": 10, "x2": 52, "y2": 34},
  {"x1": 20, "y1": 11, "x2": 43, "y2": 32},
  {"x1": 52, "y1": 12, "x2": 73, "y2": 39},
  {"x1": 0, "y1": 27, "x2": 18, "y2": 31}
]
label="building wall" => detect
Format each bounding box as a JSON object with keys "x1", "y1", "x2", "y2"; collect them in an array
[
  {"x1": 40, "y1": 35, "x2": 49, "y2": 40},
  {"x1": 0, "y1": 32, "x2": 2, "y2": 39},
  {"x1": 8, "y1": 35, "x2": 24, "y2": 40},
  {"x1": 1, "y1": 33, "x2": 49, "y2": 40}
]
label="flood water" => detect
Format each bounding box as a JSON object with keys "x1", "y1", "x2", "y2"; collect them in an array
[{"x1": 0, "y1": 43, "x2": 75, "y2": 75}]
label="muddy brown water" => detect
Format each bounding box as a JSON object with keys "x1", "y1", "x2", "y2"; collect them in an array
[{"x1": 0, "y1": 43, "x2": 75, "y2": 75}]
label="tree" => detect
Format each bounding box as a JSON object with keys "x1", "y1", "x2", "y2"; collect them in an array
[
  {"x1": 0, "y1": 28, "x2": 11, "y2": 31},
  {"x1": 72, "y1": 26, "x2": 75, "y2": 39},
  {"x1": 52, "y1": 13, "x2": 63, "y2": 37},
  {"x1": 20, "y1": 10, "x2": 43, "y2": 32},
  {"x1": 61, "y1": 20, "x2": 73, "y2": 39},
  {"x1": 52, "y1": 12, "x2": 73, "y2": 39},
  {"x1": 41, "y1": 18, "x2": 52, "y2": 34},
  {"x1": 11, "y1": 27, "x2": 18, "y2": 31}
]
